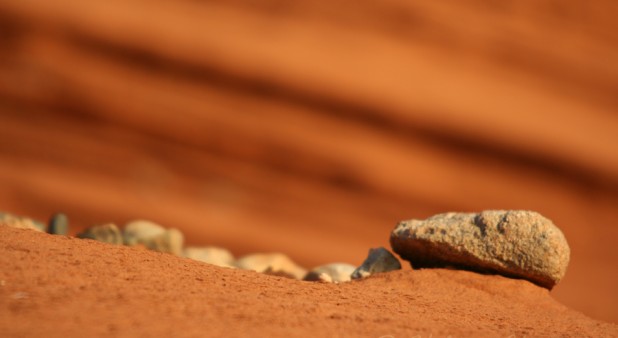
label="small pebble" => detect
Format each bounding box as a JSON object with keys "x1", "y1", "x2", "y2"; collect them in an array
[
  {"x1": 351, "y1": 247, "x2": 401, "y2": 279},
  {"x1": 147, "y1": 228, "x2": 185, "y2": 256},
  {"x1": 77, "y1": 223, "x2": 123, "y2": 245},
  {"x1": 123, "y1": 220, "x2": 166, "y2": 246},
  {"x1": 235, "y1": 253, "x2": 307, "y2": 280},
  {"x1": 123, "y1": 220, "x2": 184, "y2": 256},
  {"x1": 47, "y1": 213, "x2": 69, "y2": 235},
  {"x1": 184, "y1": 246, "x2": 235, "y2": 268},
  {"x1": 304, "y1": 263, "x2": 357, "y2": 283}
]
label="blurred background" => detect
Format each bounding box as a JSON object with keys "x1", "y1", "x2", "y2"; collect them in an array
[{"x1": 0, "y1": 0, "x2": 616, "y2": 323}]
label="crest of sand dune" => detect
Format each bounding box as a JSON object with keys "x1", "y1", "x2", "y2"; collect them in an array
[{"x1": 1, "y1": 226, "x2": 617, "y2": 337}]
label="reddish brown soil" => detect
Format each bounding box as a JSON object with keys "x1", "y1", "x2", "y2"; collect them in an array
[
  {"x1": 1, "y1": 226, "x2": 616, "y2": 337},
  {"x1": 1, "y1": 0, "x2": 617, "y2": 326}
]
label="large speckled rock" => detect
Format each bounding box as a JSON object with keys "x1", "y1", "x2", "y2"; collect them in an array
[
  {"x1": 123, "y1": 220, "x2": 184, "y2": 256},
  {"x1": 304, "y1": 263, "x2": 357, "y2": 283},
  {"x1": 390, "y1": 210, "x2": 570, "y2": 289},
  {"x1": 0, "y1": 212, "x2": 45, "y2": 232},
  {"x1": 77, "y1": 223, "x2": 123, "y2": 244},
  {"x1": 235, "y1": 253, "x2": 307, "y2": 280},
  {"x1": 351, "y1": 247, "x2": 401, "y2": 280},
  {"x1": 183, "y1": 246, "x2": 235, "y2": 268}
]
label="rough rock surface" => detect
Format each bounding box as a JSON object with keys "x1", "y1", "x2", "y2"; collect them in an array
[
  {"x1": 390, "y1": 210, "x2": 570, "y2": 289},
  {"x1": 183, "y1": 246, "x2": 235, "y2": 268},
  {"x1": 351, "y1": 247, "x2": 401, "y2": 279},
  {"x1": 76, "y1": 223, "x2": 123, "y2": 244},
  {"x1": 235, "y1": 253, "x2": 307, "y2": 280},
  {"x1": 304, "y1": 263, "x2": 356, "y2": 283}
]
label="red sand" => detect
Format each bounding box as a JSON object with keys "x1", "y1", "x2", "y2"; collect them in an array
[
  {"x1": 1, "y1": 225, "x2": 615, "y2": 337},
  {"x1": 1, "y1": 0, "x2": 618, "y2": 324}
]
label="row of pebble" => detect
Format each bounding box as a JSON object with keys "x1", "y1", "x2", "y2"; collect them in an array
[
  {"x1": 0, "y1": 212, "x2": 402, "y2": 283},
  {"x1": 2, "y1": 209, "x2": 571, "y2": 289}
]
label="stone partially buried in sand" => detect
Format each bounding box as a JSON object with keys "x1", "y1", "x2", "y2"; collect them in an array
[
  {"x1": 47, "y1": 213, "x2": 69, "y2": 235},
  {"x1": 123, "y1": 220, "x2": 166, "y2": 245},
  {"x1": 123, "y1": 220, "x2": 184, "y2": 256},
  {"x1": 304, "y1": 263, "x2": 357, "y2": 283},
  {"x1": 390, "y1": 210, "x2": 570, "y2": 289},
  {"x1": 351, "y1": 247, "x2": 401, "y2": 280},
  {"x1": 0, "y1": 212, "x2": 45, "y2": 232},
  {"x1": 235, "y1": 253, "x2": 307, "y2": 280},
  {"x1": 183, "y1": 246, "x2": 235, "y2": 268},
  {"x1": 77, "y1": 223, "x2": 123, "y2": 245}
]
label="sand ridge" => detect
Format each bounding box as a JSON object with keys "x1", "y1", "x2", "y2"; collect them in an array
[{"x1": 1, "y1": 225, "x2": 615, "y2": 337}]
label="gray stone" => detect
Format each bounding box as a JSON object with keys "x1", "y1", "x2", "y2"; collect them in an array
[
  {"x1": 183, "y1": 246, "x2": 235, "y2": 268},
  {"x1": 390, "y1": 210, "x2": 570, "y2": 289},
  {"x1": 304, "y1": 263, "x2": 357, "y2": 283},
  {"x1": 77, "y1": 223, "x2": 123, "y2": 244},
  {"x1": 48, "y1": 213, "x2": 69, "y2": 235},
  {"x1": 123, "y1": 220, "x2": 184, "y2": 256},
  {"x1": 0, "y1": 212, "x2": 45, "y2": 232},
  {"x1": 234, "y1": 253, "x2": 307, "y2": 280},
  {"x1": 351, "y1": 247, "x2": 401, "y2": 279}
]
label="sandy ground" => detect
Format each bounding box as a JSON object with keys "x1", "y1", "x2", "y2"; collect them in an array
[
  {"x1": 1, "y1": 225, "x2": 616, "y2": 338},
  {"x1": 1, "y1": 0, "x2": 617, "y2": 325}
]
